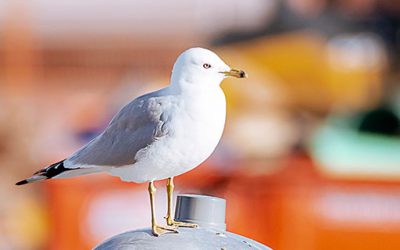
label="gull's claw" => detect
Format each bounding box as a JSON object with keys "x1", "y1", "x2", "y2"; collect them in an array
[
  {"x1": 166, "y1": 217, "x2": 198, "y2": 228},
  {"x1": 152, "y1": 224, "x2": 178, "y2": 236}
]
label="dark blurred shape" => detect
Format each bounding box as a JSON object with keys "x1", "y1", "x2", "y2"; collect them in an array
[
  {"x1": 76, "y1": 129, "x2": 103, "y2": 143},
  {"x1": 213, "y1": 0, "x2": 400, "y2": 69},
  {"x1": 358, "y1": 106, "x2": 400, "y2": 135},
  {"x1": 213, "y1": 0, "x2": 363, "y2": 45}
]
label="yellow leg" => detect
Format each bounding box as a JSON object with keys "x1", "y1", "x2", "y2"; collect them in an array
[
  {"x1": 148, "y1": 181, "x2": 177, "y2": 236},
  {"x1": 165, "y1": 177, "x2": 198, "y2": 228}
]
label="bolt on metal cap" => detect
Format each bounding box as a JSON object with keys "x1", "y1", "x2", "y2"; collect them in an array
[{"x1": 174, "y1": 194, "x2": 226, "y2": 231}]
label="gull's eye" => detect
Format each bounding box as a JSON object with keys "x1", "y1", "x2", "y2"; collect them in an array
[{"x1": 203, "y1": 63, "x2": 211, "y2": 69}]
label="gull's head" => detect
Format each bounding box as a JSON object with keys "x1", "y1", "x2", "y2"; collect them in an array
[{"x1": 170, "y1": 47, "x2": 247, "y2": 88}]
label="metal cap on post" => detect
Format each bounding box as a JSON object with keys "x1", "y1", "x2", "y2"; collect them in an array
[{"x1": 175, "y1": 194, "x2": 226, "y2": 230}]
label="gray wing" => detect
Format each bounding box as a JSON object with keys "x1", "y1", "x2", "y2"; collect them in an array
[{"x1": 66, "y1": 89, "x2": 174, "y2": 167}]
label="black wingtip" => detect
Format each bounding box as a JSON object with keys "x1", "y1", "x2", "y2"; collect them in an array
[
  {"x1": 16, "y1": 159, "x2": 67, "y2": 186},
  {"x1": 15, "y1": 180, "x2": 29, "y2": 186}
]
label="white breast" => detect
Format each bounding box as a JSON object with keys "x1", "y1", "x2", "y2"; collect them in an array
[{"x1": 178, "y1": 87, "x2": 226, "y2": 167}]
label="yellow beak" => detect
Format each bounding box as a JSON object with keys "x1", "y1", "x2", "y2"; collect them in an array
[{"x1": 221, "y1": 68, "x2": 248, "y2": 78}]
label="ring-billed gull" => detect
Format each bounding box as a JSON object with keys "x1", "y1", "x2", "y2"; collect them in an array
[{"x1": 16, "y1": 47, "x2": 247, "y2": 236}]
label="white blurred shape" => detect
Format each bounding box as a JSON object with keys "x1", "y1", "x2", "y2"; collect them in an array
[
  {"x1": 228, "y1": 113, "x2": 298, "y2": 159},
  {"x1": 326, "y1": 33, "x2": 387, "y2": 70},
  {"x1": 318, "y1": 190, "x2": 400, "y2": 231},
  {"x1": 0, "y1": 0, "x2": 273, "y2": 39}
]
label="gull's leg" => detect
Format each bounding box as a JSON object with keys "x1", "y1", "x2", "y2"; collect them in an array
[
  {"x1": 165, "y1": 177, "x2": 198, "y2": 228},
  {"x1": 148, "y1": 181, "x2": 177, "y2": 236}
]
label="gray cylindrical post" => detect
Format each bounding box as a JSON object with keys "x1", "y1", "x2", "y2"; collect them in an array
[
  {"x1": 174, "y1": 194, "x2": 226, "y2": 230},
  {"x1": 94, "y1": 194, "x2": 272, "y2": 249}
]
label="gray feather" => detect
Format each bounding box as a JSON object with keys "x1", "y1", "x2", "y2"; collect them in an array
[{"x1": 67, "y1": 89, "x2": 174, "y2": 167}]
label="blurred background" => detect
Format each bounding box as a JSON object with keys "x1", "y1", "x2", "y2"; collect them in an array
[{"x1": 2, "y1": 0, "x2": 400, "y2": 249}]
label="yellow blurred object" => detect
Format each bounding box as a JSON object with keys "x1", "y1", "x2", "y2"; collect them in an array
[
  {"x1": 219, "y1": 31, "x2": 386, "y2": 113},
  {"x1": 4, "y1": 195, "x2": 49, "y2": 250}
]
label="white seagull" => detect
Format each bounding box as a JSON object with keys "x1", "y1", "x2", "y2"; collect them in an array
[{"x1": 16, "y1": 47, "x2": 247, "y2": 236}]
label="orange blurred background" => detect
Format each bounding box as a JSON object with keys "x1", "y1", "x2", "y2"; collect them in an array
[{"x1": 2, "y1": 0, "x2": 400, "y2": 249}]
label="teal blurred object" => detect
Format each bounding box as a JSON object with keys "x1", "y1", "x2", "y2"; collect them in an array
[{"x1": 309, "y1": 115, "x2": 400, "y2": 179}]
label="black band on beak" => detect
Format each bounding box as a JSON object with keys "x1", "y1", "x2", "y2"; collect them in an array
[{"x1": 221, "y1": 68, "x2": 248, "y2": 78}]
